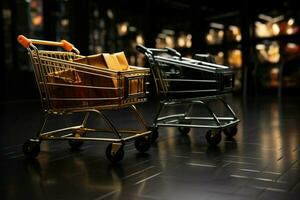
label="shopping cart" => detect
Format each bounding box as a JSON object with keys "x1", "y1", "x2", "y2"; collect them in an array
[
  {"x1": 137, "y1": 45, "x2": 240, "y2": 145},
  {"x1": 17, "y1": 35, "x2": 151, "y2": 163}
]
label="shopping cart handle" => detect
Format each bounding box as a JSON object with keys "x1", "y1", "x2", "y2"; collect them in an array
[
  {"x1": 194, "y1": 54, "x2": 216, "y2": 64},
  {"x1": 165, "y1": 47, "x2": 182, "y2": 59},
  {"x1": 17, "y1": 35, "x2": 80, "y2": 54},
  {"x1": 136, "y1": 44, "x2": 152, "y2": 55},
  {"x1": 17, "y1": 35, "x2": 31, "y2": 48}
]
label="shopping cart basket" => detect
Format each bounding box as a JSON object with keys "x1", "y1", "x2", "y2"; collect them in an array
[
  {"x1": 137, "y1": 45, "x2": 240, "y2": 145},
  {"x1": 17, "y1": 35, "x2": 151, "y2": 163}
]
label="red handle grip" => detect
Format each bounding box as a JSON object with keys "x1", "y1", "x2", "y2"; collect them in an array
[
  {"x1": 61, "y1": 40, "x2": 74, "y2": 52},
  {"x1": 17, "y1": 35, "x2": 31, "y2": 48}
]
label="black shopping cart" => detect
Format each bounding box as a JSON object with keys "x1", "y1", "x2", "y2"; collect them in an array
[{"x1": 137, "y1": 45, "x2": 240, "y2": 145}]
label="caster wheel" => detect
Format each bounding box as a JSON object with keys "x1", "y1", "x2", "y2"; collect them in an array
[
  {"x1": 150, "y1": 127, "x2": 159, "y2": 142},
  {"x1": 178, "y1": 126, "x2": 191, "y2": 135},
  {"x1": 68, "y1": 140, "x2": 84, "y2": 150},
  {"x1": 178, "y1": 120, "x2": 191, "y2": 135},
  {"x1": 23, "y1": 139, "x2": 40, "y2": 158},
  {"x1": 223, "y1": 125, "x2": 238, "y2": 137},
  {"x1": 68, "y1": 131, "x2": 85, "y2": 150},
  {"x1": 206, "y1": 129, "x2": 222, "y2": 146},
  {"x1": 106, "y1": 143, "x2": 124, "y2": 163},
  {"x1": 135, "y1": 136, "x2": 151, "y2": 153}
]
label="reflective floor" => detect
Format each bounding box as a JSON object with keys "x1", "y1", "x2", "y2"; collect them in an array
[{"x1": 1, "y1": 95, "x2": 300, "y2": 200}]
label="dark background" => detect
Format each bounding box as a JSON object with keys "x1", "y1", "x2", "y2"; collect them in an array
[{"x1": 1, "y1": 0, "x2": 300, "y2": 102}]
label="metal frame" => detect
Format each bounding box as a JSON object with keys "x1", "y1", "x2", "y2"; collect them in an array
[
  {"x1": 153, "y1": 96, "x2": 240, "y2": 130},
  {"x1": 35, "y1": 105, "x2": 151, "y2": 143}
]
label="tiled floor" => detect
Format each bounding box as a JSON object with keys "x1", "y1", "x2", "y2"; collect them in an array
[{"x1": 1, "y1": 95, "x2": 300, "y2": 200}]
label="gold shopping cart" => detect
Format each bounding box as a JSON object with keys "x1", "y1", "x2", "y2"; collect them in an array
[{"x1": 18, "y1": 35, "x2": 151, "y2": 163}]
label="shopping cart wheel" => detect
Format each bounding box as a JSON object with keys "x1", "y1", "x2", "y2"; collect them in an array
[
  {"x1": 205, "y1": 129, "x2": 222, "y2": 146},
  {"x1": 68, "y1": 131, "x2": 85, "y2": 150},
  {"x1": 223, "y1": 125, "x2": 238, "y2": 138},
  {"x1": 178, "y1": 127, "x2": 191, "y2": 135},
  {"x1": 23, "y1": 139, "x2": 40, "y2": 158},
  {"x1": 106, "y1": 143, "x2": 124, "y2": 163},
  {"x1": 68, "y1": 140, "x2": 84, "y2": 150},
  {"x1": 135, "y1": 136, "x2": 151, "y2": 153},
  {"x1": 178, "y1": 120, "x2": 191, "y2": 135},
  {"x1": 150, "y1": 127, "x2": 159, "y2": 142}
]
